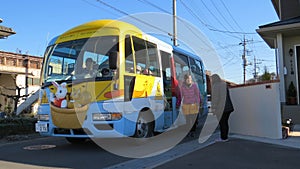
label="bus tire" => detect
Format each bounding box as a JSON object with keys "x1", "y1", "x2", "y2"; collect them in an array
[
  {"x1": 134, "y1": 111, "x2": 154, "y2": 138},
  {"x1": 65, "y1": 137, "x2": 87, "y2": 144}
]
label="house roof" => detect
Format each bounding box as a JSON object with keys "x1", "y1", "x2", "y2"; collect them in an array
[
  {"x1": 271, "y1": 0, "x2": 300, "y2": 20},
  {"x1": 256, "y1": 16, "x2": 300, "y2": 48},
  {"x1": 259, "y1": 16, "x2": 300, "y2": 28},
  {"x1": 0, "y1": 25, "x2": 16, "y2": 39}
]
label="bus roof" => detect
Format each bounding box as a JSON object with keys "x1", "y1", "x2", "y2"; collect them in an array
[
  {"x1": 55, "y1": 20, "x2": 143, "y2": 44},
  {"x1": 48, "y1": 19, "x2": 203, "y2": 65},
  {"x1": 173, "y1": 46, "x2": 204, "y2": 62}
]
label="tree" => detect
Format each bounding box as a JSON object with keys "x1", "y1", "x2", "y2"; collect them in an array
[
  {"x1": 259, "y1": 66, "x2": 275, "y2": 81},
  {"x1": 246, "y1": 66, "x2": 276, "y2": 83}
]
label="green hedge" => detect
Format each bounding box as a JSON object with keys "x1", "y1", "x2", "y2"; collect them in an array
[{"x1": 0, "y1": 117, "x2": 37, "y2": 138}]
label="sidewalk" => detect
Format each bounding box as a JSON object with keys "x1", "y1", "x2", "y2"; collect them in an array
[
  {"x1": 105, "y1": 125, "x2": 300, "y2": 169},
  {"x1": 156, "y1": 137, "x2": 300, "y2": 169},
  {"x1": 156, "y1": 125, "x2": 300, "y2": 169}
]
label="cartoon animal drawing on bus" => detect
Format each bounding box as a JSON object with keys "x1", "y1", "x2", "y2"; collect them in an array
[{"x1": 50, "y1": 81, "x2": 68, "y2": 108}]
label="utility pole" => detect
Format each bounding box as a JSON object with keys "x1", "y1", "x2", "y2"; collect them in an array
[
  {"x1": 241, "y1": 36, "x2": 247, "y2": 84},
  {"x1": 239, "y1": 35, "x2": 252, "y2": 84},
  {"x1": 253, "y1": 56, "x2": 262, "y2": 82},
  {"x1": 253, "y1": 55, "x2": 258, "y2": 82},
  {"x1": 173, "y1": 0, "x2": 177, "y2": 46}
]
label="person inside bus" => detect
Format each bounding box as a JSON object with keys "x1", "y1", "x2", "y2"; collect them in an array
[
  {"x1": 180, "y1": 73, "x2": 201, "y2": 137},
  {"x1": 82, "y1": 57, "x2": 98, "y2": 78},
  {"x1": 142, "y1": 67, "x2": 153, "y2": 75},
  {"x1": 136, "y1": 65, "x2": 142, "y2": 74}
]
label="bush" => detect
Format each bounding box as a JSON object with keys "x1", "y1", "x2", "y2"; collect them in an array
[
  {"x1": 287, "y1": 81, "x2": 297, "y2": 97},
  {"x1": 0, "y1": 117, "x2": 37, "y2": 138}
]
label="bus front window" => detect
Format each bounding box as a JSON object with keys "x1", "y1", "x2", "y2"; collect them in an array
[{"x1": 44, "y1": 36, "x2": 119, "y2": 83}]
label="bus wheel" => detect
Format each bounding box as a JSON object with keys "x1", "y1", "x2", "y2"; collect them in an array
[
  {"x1": 134, "y1": 113, "x2": 154, "y2": 138},
  {"x1": 65, "y1": 137, "x2": 87, "y2": 144}
]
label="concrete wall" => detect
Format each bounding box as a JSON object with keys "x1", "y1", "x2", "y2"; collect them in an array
[
  {"x1": 16, "y1": 74, "x2": 40, "y2": 102},
  {"x1": 229, "y1": 82, "x2": 282, "y2": 139}
]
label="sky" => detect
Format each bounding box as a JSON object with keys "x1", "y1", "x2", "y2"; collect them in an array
[{"x1": 0, "y1": 0, "x2": 279, "y2": 84}]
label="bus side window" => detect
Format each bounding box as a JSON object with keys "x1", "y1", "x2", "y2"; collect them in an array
[
  {"x1": 173, "y1": 52, "x2": 189, "y2": 82},
  {"x1": 146, "y1": 42, "x2": 160, "y2": 77},
  {"x1": 132, "y1": 36, "x2": 147, "y2": 75},
  {"x1": 125, "y1": 35, "x2": 134, "y2": 73}
]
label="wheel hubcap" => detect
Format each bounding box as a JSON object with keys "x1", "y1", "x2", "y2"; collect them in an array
[{"x1": 137, "y1": 118, "x2": 148, "y2": 137}]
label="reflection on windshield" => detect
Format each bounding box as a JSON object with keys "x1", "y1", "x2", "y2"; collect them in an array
[{"x1": 44, "y1": 36, "x2": 119, "y2": 83}]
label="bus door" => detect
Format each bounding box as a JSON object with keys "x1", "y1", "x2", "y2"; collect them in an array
[{"x1": 160, "y1": 51, "x2": 174, "y2": 128}]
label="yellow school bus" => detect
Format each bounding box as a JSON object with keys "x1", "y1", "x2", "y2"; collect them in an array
[{"x1": 35, "y1": 20, "x2": 208, "y2": 143}]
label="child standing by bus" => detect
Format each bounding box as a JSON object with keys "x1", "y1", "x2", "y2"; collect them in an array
[{"x1": 180, "y1": 73, "x2": 201, "y2": 137}]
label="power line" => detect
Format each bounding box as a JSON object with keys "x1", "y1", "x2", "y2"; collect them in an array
[
  {"x1": 257, "y1": 59, "x2": 275, "y2": 62},
  {"x1": 182, "y1": 1, "x2": 244, "y2": 41},
  {"x1": 219, "y1": 0, "x2": 244, "y2": 32},
  {"x1": 136, "y1": 0, "x2": 215, "y2": 50},
  {"x1": 96, "y1": 0, "x2": 213, "y2": 50},
  {"x1": 199, "y1": 0, "x2": 230, "y2": 31},
  {"x1": 210, "y1": 0, "x2": 237, "y2": 32},
  {"x1": 179, "y1": 0, "x2": 245, "y2": 74},
  {"x1": 96, "y1": 0, "x2": 170, "y2": 35},
  {"x1": 137, "y1": 0, "x2": 170, "y2": 14},
  {"x1": 179, "y1": 0, "x2": 248, "y2": 41},
  {"x1": 141, "y1": 0, "x2": 256, "y2": 36},
  {"x1": 179, "y1": 0, "x2": 212, "y2": 28},
  {"x1": 81, "y1": 0, "x2": 121, "y2": 17}
]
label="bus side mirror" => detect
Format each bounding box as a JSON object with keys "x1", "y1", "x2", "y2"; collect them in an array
[{"x1": 109, "y1": 51, "x2": 118, "y2": 70}]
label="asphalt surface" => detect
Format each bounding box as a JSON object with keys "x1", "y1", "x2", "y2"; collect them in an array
[
  {"x1": 156, "y1": 137, "x2": 300, "y2": 169},
  {"x1": 106, "y1": 129, "x2": 300, "y2": 169},
  {"x1": 1, "y1": 117, "x2": 300, "y2": 169}
]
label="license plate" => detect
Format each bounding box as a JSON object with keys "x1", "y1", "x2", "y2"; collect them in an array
[{"x1": 35, "y1": 123, "x2": 48, "y2": 132}]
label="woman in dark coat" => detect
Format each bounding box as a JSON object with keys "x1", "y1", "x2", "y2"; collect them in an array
[
  {"x1": 211, "y1": 74, "x2": 234, "y2": 142},
  {"x1": 219, "y1": 86, "x2": 234, "y2": 141}
]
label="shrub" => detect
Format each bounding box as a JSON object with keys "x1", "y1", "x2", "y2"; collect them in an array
[
  {"x1": 0, "y1": 117, "x2": 37, "y2": 138},
  {"x1": 287, "y1": 81, "x2": 297, "y2": 97}
]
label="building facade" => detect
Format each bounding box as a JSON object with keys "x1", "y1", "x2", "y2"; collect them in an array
[
  {"x1": 0, "y1": 51, "x2": 42, "y2": 115},
  {"x1": 257, "y1": 0, "x2": 300, "y2": 123}
]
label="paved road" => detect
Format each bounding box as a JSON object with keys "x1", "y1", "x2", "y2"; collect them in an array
[
  {"x1": 3, "y1": 115, "x2": 298, "y2": 169},
  {"x1": 0, "y1": 125, "x2": 205, "y2": 169},
  {"x1": 0, "y1": 137, "x2": 130, "y2": 169},
  {"x1": 156, "y1": 138, "x2": 300, "y2": 169},
  {"x1": 0, "y1": 114, "x2": 218, "y2": 169}
]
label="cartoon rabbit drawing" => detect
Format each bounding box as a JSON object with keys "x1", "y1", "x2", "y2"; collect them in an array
[{"x1": 50, "y1": 81, "x2": 68, "y2": 108}]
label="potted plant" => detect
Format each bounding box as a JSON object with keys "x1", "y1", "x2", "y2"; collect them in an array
[{"x1": 287, "y1": 81, "x2": 297, "y2": 105}]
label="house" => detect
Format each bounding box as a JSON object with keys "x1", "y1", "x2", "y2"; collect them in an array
[
  {"x1": 257, "y1": 0, "x2": 300, "y2": 124},
  {"x1": 0, "y1": 51, "x2": 42, "y2": 115}
]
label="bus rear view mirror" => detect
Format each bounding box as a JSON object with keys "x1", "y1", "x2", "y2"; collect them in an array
[{"x1": 109, "y1": 51, "x2": 118, "y2": 70}]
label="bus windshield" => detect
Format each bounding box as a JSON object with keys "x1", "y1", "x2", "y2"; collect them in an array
[{"x1": 44, "y1": 36, "x2": 119, "y2": 83}]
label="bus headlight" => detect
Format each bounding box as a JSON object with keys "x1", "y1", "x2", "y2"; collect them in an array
[
  {"x1": 92, "y1": 113, "x2": 122, "y2": 121},
  {"x1": 37, "y1": 114, "x2": 49, "y2": 121}
]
